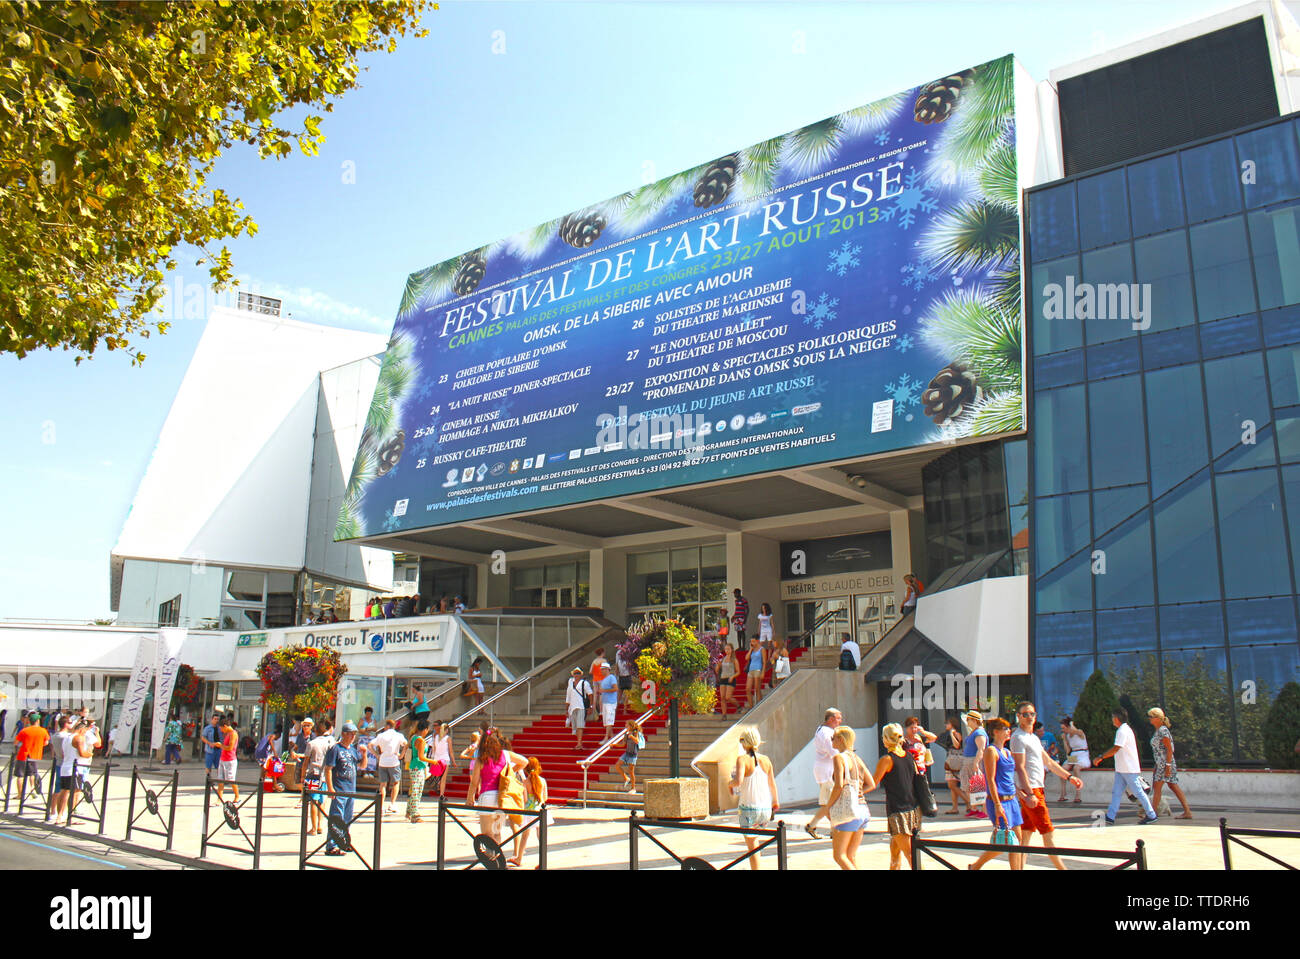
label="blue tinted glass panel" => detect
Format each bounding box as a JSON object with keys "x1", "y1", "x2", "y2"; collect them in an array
[
  {"x1": 1203, "y1": 352, "x2": 1273, "y2": 463},
  {"x1": 1089, "y1": 375, "x2": 1147, "y2": 488},
  {"x1": 1262, "y1": 304, "x2": 1300, "y2": 347},
  {"x1": 1097, "y1": 607, "x2": 1156, "y2": 652},
  {"x1": 1035, "y1": 552, "x2": 1093, "y2": 613},
  {"x1": 1034, "y1": 385, "x2": 1088, "y2": 495},
  {"x1": 1127, "y1": 154, "x2": 1184, "y2": 238},
  {"x1": 1280, "y1": 465, "x2": 1300, "y2": 586},
  {"x1": 1232, "y1": 644, "x2": 1300, "y2": 760},
  {"x1": 1215, "y1": 469, "x2": 1291, "y2": 599},
  {"x1": 1099, "y1": 652, "x2": 1150, "y2": 689},
  {"x1": 1144, "y1": 364, "x2": 1208, "y2": 498},
  {"x1": 1082, "y1": 243, "x2": 1136, "y2": 345},
  {"x1": 1154, "y1": 469, "x2": 1221, "y2": 603},
  {"x1": 1190, "y1": 217, "x2": 1257, "y2": 322},
  {"x1": 1235, "y1": 124, "x2": 1300, "y2": 208},
  {"x1": 1215, "y1": 423, "x2": 1279, "y2": 472},
  {"x1": 1268, "y1": 345, "x2": 1300, "y2": 406},
  {"x1": 1180, "y1": 139, "x2": 1241, "y2": 223},
  {"x1": 1133, "y1": 230, "x2": 1194, "y2": 334},
  {"x1": 1275, "y1": 410, "x2": 1300, "y2": 464},
  {"x1": 1035, "y1": 493, "x2": 1090, "y2": 571},
  {"x1": 1035, "y1": 612, "x2": 1093, "y2": 657},
  {"x1": 1095, "y1": 510, "x2": 1154, "y2": 609},
  {"x1": 1247, "y1": 203, "x2": 1300, "y2": 311},
  {"x1": 1159, "y1": 602, "x2": 1224, "y2": 650},
  {"x1": 1160, "y1": 647, "x2": 1232, "y2": 764},
  {"x1": 1141, "y1": 326, "x2": 1199, "y2": 370},
  {"x1": 1078, "y1": 169, "x2": 1131, "y2": 250},
  {"x1": 1226, "y1": 598, "x2": 1297, "y2": 646},
  {"x1": 1086, "y1": 338, "x2": 1140, "y2": 379},
  {"x1": 1034, "y1": 654, "x2": 1095, "y2": 723},
  {"x1": 1034, "y1": 349, "x2": 1085, "y2": 390},
  {"x1": 1029, "y1": 183, "x2": 1079, "y2": 260},
  {"x1": 1031, "y1": 256, "x2": 1082, "y2": 356},
  {"x1": 1198, "y1": 314, "x2": 1262, "y2": 359},
  {"x1": 1093, "y1": 485, "x2": 1149, "y2": 538}
]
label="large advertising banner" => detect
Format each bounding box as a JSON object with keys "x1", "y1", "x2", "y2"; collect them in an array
[
  {"x1": 339, "y1": 56, "x2": 1022, "y2": 539},
  {"x1": 150, "y1": 627, "x2": 185, "y2": 754},
  {"x1": 111, "y1": 634, "x2": 156, "y2": 756}
]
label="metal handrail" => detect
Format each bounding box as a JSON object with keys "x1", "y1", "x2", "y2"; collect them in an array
[
  {"x1": 792, "y1": 607, "x2": 844, "y2": 648},
  {"x1": 577, "y1": 702, "x2": 665, "y2": 807},
  {"x1": 455, "y1": 617, "x2": 515, "y2": 688}
]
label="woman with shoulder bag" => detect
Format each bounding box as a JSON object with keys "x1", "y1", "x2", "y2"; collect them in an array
[
  {"x1": 868, "y1": 723, "x2": 921, "y2": 870},
  {"x1": 941, "y1": 716, "x2": 965, "y2": 814},
  {"x1": 969, "y1": 718, "x2": 1025, "y2": 870},
  {"x1": 826, "y1": 726, "x2": 875, "y2": 870}
]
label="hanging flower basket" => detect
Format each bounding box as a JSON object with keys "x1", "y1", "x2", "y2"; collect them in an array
[
  {"x1": 172, "y1": 663, "x2": 202, "y2": 707},
  {"x1": 618, "y1": 618, "x2": 717, "y2": 716},
  {"x1": 256, "y1": 645, "x2": 348, "y2": 716}
]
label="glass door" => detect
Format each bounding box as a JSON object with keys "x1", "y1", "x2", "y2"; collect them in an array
[
  {"x1": 543, "y1": 586, "x2": 574, "y2": 607},
  {"x1": 812, "y1": 598, "x2": 851, "y2": 647}
]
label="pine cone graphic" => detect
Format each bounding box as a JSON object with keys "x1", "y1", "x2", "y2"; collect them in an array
[
  {"x1": 922, "y1": 364, "x2": 980, "y2": 425},
  {"x1": 693, "y1": 153, "x2": 739, "y2": 208},
  {"x1": 913, "y1": 70, "x2": 976, "y2": 124},
  {"x1": 452, "y1": 253, "x2": 486, "y2": 296},
  {"x1": 559, "y1": 210, "x2": 607, "y2": 248},
  {"x1": 376, "y1": 430, "x2": 406, "y2": 476}
]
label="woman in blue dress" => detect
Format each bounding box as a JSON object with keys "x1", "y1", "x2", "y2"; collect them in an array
[{"x1": 970, "y1": 717, "x2": 1024, "y2": 870}]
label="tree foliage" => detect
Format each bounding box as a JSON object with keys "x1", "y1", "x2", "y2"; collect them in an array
[
  {"x1": 1072, "y1": 669, "x2": 1119, "y2": 768},
  {"x1": 1263, "y1": 681, "x2": 1300, "y2": 769},
  {"x1": 0, "y1": 0, "x2": 429, "y2": 363}
]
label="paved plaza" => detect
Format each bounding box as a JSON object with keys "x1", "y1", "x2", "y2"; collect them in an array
[{"x1": 2, "y1": 756, "x2": 1296, "y2": 870}]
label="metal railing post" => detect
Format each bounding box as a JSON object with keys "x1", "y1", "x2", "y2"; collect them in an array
[
  {"x1": 3, "y1": 753, "x2": 13, "y2": 812},
  {"x1": 165, "y1": 769, "x2": 178, "y2": 849},
  {"x1": 1134, "y1": 839, "x2": 1147, "y2": 871},
  {"x1": 200, "y1": 775, "x2": 211, "y2": 859},
  {"x1": 776, "y1": 820, "x2": 787, "y2": 870},
  {"x1": 97, "y1": 761, "x2": 112, "y2": 835},
  {"x1": 538, "y1": 804, "x2": 548, "y2": 871},
  {"x1": 629, "y1": 812, "x2": 638, "y2": 870},
  {"x1": 1219, "y1": 817, "x2": 1232, "y2": 870},
  {"x1": 298, "y1": 784, "x2": 309, "y2": 869},
  {"x1": 253, "y1": 783, "x2": 264, "y2": 870},
  {"x1": 374, "y1": 790, "x2": 383, "y2": 871},
  {"x1": 437, "y1": 795, "x2": 447, "y2": 870},
  {"x1": 125, "y1": 766, "x2": 138, "y2": 841},
  {"x1": 911, "y1": 836, "x2": 922, "y2": 870}
]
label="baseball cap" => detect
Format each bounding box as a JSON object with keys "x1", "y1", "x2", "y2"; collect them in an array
[
  {"x1": 301, "y1": 717, "x2": 314, "y2": 725},
  {"x1": 342, "y1": 721, "x2": 358, "y2": 732}
]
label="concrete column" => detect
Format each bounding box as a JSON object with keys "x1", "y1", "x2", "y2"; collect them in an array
[
  {"x1": 587, "y1": 547, "x2": 626, "y2": 624},
  {"x1": 890, "y1": 509, "x2": 923, "y2": 607},
  {"x1": 725, "y1": 531, "x2": 782, "y2": 630}
]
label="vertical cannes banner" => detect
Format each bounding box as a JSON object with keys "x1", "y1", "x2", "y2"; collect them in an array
[
  {"x1": 111, "y1": 634, "x2": 157, "y2": 756},
  {"x1": 150, "y1": 627, "x2": 186, "y2": 754}
]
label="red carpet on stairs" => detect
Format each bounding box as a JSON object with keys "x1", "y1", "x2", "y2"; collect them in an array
[
  {"x1": 715, "y1": 644, "x2": 810, "y2": 716},
  {"x1": 431, "y1": 704, "x2": 669, "y2": 805}
]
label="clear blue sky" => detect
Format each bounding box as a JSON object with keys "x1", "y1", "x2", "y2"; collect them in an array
[{"x1": 0, "y1": 0, "x2": 1241, "y2": 620}]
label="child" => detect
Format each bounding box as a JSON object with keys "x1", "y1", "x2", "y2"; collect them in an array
[{"x1": 613, "y1": 720, "x2": 645, "y2": 793}]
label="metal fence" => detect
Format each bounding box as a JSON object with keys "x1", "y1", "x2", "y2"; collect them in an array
[
  {"x1": 628, "y1": 813, "x2": 789, "y2": 870},
  {"x1": 1219, "y1": 817, "x2": 1299, "y2": 870},
  {"x1": 910, "y1": 835, "x2": 1147, "y2": 870},
  {"x1": 434, "y1": 799, "x2": 549, "y2": 870},
  {"x1": 200, "y1": 774, "x2": 266, "y2": 869},
  {"x1": 125, "y1": 766, "x2": 180, "y2": 850},
  {"x1": 298, "y1": 787, "x2": 383, "y2": 871}
]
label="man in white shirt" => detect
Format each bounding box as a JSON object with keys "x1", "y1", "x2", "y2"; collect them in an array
[
  {"x1": 371, "y1": 719, "x2": 408, "y2": 814},
  {"x1": 1095, "y1": 707, "x2": 1158, "y2": 825},
  {"x1": 565, "y1": 667, "x2": 593, "y2": 751},
  {"x1": 1010, "y1": 701, "x2": 1082, "y2": 869},
  {"x1": 804, "y1": 707, "x2": 842, "y2": 839},
  {"x1": 838, "y1": 633, "x2": 861, "y2": 671}
]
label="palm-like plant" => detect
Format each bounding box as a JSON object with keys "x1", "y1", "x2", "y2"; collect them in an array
[
  {"x1": 920, "y1": 286, "x2": 1022, "y2": 430},
  {"x1": 397, "y1": 258, "x2": 460, "y2": 319},
  {"x1": 937, "y1": 54, "x2": 1015, "y2": 172},
  {"x1": 968, "y1": 390, "x2": 1024, "y2": 436},
  {"x1": 921, "y1": 201, "x2": 1018, "y2": 273}
]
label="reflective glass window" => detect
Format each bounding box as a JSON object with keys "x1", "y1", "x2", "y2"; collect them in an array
[
  {"x1": 1082, "y1": 243, "x2": 1136, "y2": 345},
  {"x1": 1189, "y1": 217, "x2": 1257, "y2": 322},
  {"x1": 1247, "y1": 203, "x2": 1300, "y2": 311},
  {"x1": 225, "y1": 570, "x2": 264, "y2": 603},
  {"x1": 1144, "y1": 364, "x2": 1209, "y2": 498},
  {"x1": 1093, "y1": 485, "x2": 1149, "y2": 540},
  {"x1": 1097, "y1": 606, "x2": 1156, "y2": 652},
  {"x1": 1235, "y1": 124, "x2": 1300, "y2": 208},
  {"x1": 1215, "y1": 469, "x2": 1291, "y2": 599},
  {"x1": 1268, "y1": 344, "x2": 1300, "y2": 407},
  {"x1": 1226, "y1": 598, "x2": 1297, "y2": 647},
  {"x1": 1198, "y1": 314, "x2": 1262, "y2": 359},
  {"x1": 1127, "y1": 153, "x2": 1185, "y2": 237},
  {"x1": 1159, "y1": 602, "x2": 1225, "y2": 650},
  {"x1": 1133, "y1": 231, "x2": 1195, "y2": 333},
  {"x1": 1281, "y1": 466, "x2": 1300, "y2": 590},
  {"x1": 1035, "y1": 611, "x2": 1092, "y2": 657},
  {"x1": 1029, "y1": 182, "x2": 1078, "y2": 260},
  {"x1": 1158, "y1": 647, "x2": 1231, "y2": 765},
  {"x1": 1203, "y1": 352, "x2": 1274, "y2": 467},
  {"x1": 1034, "y1": 654, "x2": 1095, "y2": 724},
  {"x1": 1031, "y1": 256, "x2": 1083, "y2": 355},
  {"x1": 1275, "y1": 410, "x2": 1300, "y2": 465},
  {"x1": 1034, "y1": 494, "x2": 1090, "y2": 572},
  {"x1": 1180, "y1": 138, "x2": 1241, "y2": 223},
  {"x1": 1153, "y1": 469, "x2": 1222, "y2": 603},
  {"x1": 1035, "y1": 552, "x2": 1093, "y2": 614},
  {"x1": 1078, "y1": 169, "x2": 1131, "y2": 250},
  {"x1": 1094, "y1": 510, "x2": 1154, "y2": 609},
  {"x1": 1231, "y1": 644, "x2": 1300, "y2": 761},
  {"x1": 1034, "y1": 386, "x2": 1088, "y2": 495},
  {"x1": 1088, "y1": 375, "x2": 1147, "y2": 488}
]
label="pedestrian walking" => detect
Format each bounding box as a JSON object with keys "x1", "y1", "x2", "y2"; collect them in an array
[
  {"x1": 771, "y1": 643, "x2": 791, "y2": 684},
  {"x1": 613, "y1": 719, "x2": 643, "y2": 793},
  {"x1": 429, "y1": 719, "x2": 456, "y2": 799},
  {"x1": 757, "y1": 603, "x2": 774, "y2": 645},
  {"x1": 200, "y1": 711, "x2": 223, "y2": 778},
  {"x1": 1010, "y1": 702, "x2": 1082, "y2": 870},
  {"x1": 565, "y1": 667, "x2": 593, "y2": 750},
  {"x1": 1095, "y1": 708, "x2": 1158, "y2": 826},
  {"x1": 716, "y1": 644, "x2": 739, "y2": 714},
  {"x1": 215, "y1": 716, "x2": 240, "y2": 807},
  {"x1": 902, "y1": 716, "x2": 938, "y2": 817},
  {"x1": 826, "y1": 725, "x2": 872, "y2": 870},
  {"x1": 901, "y1": 573, "x2": 924, "y2": 614},
  {"x1": 303, "y1": 718, "x2": 335, "y2": 835},
  {"x1": 69, "y1": 719, "x2": 95, "y2": 820},
  {"x1": 805, "y1": 707, "x2": 842, "y2": 839},
  {"x1": 867, "y1": 723, "x2": 922, "y2": 869},
  {"x1": 1058, "y1": 717, "x2": 1089, "y2": 802},
  {"x1": 510, "y1": 757, "x2": 549, "y2": 869},
  {"x1": 371, "y1": 719, "x2": 408, "y2": 814},
  {"x1": 323, "y1": 722, "x2": 366, "y2": 856},
  {"x1": 1146, "y1": 708, "x2": 1193, "y2": 819},
  {"x1": 970, "y1": 717, "x2": 1026, "y2": 870},
  {"x1": 960, "y1": 709, "x2": 988, "y2": 818},
  {"x1": 0, "y1": 709, "x2": 7, "y2": 743},
  {"x1": 13, "y1": 712, "x2": 49, "y2": 801},
  {"x1": 49, "y1": 716, "x2": 76, "y2": 822},
  {"x1": 467, "y1": 657, "x2": 485, "y2": 707},
  {"x1": 743, "y1": 636, "x2": 768, "y2": 710},
  {"x1": 466, "y1": 731, "x2": 526, "y2": 851},
  {"x1": 940, "y1": 716, "x2": 965, "y2": 814},
  {"x1": 732, "y1": 588, "x2": 749, "y2": 642},
  {"x1": 163, "y1": 711, "x2": 183, "y2": 765},
  {"x1": 598, "y1": 666, "x2": 619, "y2": 741},
  {"x1": 730, "y1": 726, "x2": 779, "y2": 870},
  {"x1": 406, "y1": 718, "x2": 431, "y2": 823}
]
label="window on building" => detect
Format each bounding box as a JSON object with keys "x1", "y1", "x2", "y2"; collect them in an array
[
  {"x1": 627, "y1": 545, "x2": 727, "y2": 629},
  {"x1": 158, "y1": 594, "x2": 181, "y2": 628},
  {"x1": 1190, "y1": 217, "x2": 1257, "y2": 322}
]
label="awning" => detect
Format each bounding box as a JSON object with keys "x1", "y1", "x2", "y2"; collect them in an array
[{"x1": 205, "y1": 669, "x2": 260, "y2": 681}]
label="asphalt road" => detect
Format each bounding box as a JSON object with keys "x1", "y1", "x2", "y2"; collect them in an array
[{"x1": 0, "y1": 821, "x2": 164, "y2": 870}]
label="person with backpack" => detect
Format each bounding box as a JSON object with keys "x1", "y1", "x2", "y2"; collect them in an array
[
  {"x1": 838, "y1": 632, "x2": 861, "y2": 671},
  {"x1": 565, "y1": 667, "x2": 593, "y2": 751}
]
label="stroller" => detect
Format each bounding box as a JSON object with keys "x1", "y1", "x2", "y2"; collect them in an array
[{"x1": 262, "y1": 752, "x2": 286, "y2": 792}]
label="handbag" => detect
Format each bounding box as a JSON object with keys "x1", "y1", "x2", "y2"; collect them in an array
[
  {"x1": 967, "y1": 767, "x2": 988, "y2": 804},
  {"x1": 828, "y1": 756, "x2": 866, "y2": 826},
  {"x1": 914, "y1": 770, "x2": 938, "y2": 817},
  {"x1": 991, "y1": 808, "x2": 1016, "y2": 846}
]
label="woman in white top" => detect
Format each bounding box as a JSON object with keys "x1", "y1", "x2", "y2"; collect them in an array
[
  {"x1": 827, "y1": 725, "x2": 875, "y2": 870},
  {"x1": 771, "y1": 643, "x2": 791, "y2": 683},
  {"x1": 1058, "y1": 717, "x2": 1089, "y2": 802},
  {"x1": 729, "y1": 726, "x2": 779, "y2": 870},
  {"x1": 430, "y1": 720, "x2": 456, "y2": 799},
  {"x1": 757, "y1": 603, "x2": 774, "y2": 643}
]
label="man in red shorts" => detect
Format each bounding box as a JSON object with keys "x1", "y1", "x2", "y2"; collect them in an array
[{"x1": 1011, "y1": 701, "x2": 1082, "y2": 869}]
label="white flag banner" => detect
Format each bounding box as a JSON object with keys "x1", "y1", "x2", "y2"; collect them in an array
[
  {"x1": 150, "y1": 627, "x2": 187, "y2": 754},
  {"x1": 112, "y1": 634, "x2": 157, "y2": 756}
]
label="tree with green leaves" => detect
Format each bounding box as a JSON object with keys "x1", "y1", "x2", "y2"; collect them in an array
[
  {"x1": 1263, "y1": 681, "x2": 1300, "y2": 769},
  {"x1": 0, "y1": 0, "x2": 429, "y2": 363},
  {"x1": 1073, "y1": 669, "x2": 1119, "y2": 768}
]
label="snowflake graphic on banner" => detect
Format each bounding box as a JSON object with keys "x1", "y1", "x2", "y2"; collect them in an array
[
  {"x1": 803, "y1": 292, "x2": 839, "y2": 329},
  {"x1": 883, "y1": 373, "x2": 922, "y2": 408},
  {"x1": 874, "y1": 130, "x2": 892, "y2": 146},
  {"x1": 382, "y1": 509, "x2": 403, "y2": 532},
  {"x1": 893, "y1": 333, "x2": 915, "y2": 354},
  {"x1": 900, "y1": 258, "x2": 940, "y2": 291},
  {"x1": 826, "y1": 240, "x2": 862, "y2": 277},
  {"x1": 877, "y1": 168, "x2": 939, "y2": 229}
]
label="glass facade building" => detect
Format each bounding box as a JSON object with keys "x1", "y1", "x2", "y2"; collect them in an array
[{"x1": 1027, "y1": 111, "x2": 1300, "y2": 764}]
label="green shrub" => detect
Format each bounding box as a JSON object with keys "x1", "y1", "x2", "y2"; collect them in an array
[
  {"x1": 1073, "y1": 670, "x2": 1119, "y2": 768},
  {"x1": 1263, "y1": 681, "x2": 1300, "y2": 769}
]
